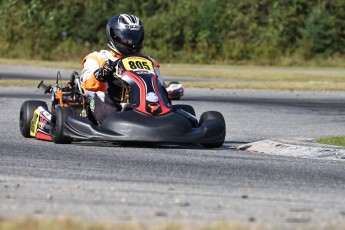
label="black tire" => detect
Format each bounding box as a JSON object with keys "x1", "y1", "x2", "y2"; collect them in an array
[
  {"x1": 173, "y1": 104, "x2": 196, "y2": 116},
  {"x1": 19, "y1": 100, "x2": 48, "y2": 138},
  {"x1": 199, "y1": 111, "x2": 226, "y2": 148},
  {"x1": 50, "y1": 107, "x2": 73, "y2": 144}
]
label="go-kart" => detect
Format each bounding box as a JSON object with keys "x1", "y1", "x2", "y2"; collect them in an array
[{"x1": 19, "y1": 55, "x2": 226, "y2": 148}]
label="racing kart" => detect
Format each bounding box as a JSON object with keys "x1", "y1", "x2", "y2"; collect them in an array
[{"x1": 19, "y1": 55, "x2": 225, "y2": 148}]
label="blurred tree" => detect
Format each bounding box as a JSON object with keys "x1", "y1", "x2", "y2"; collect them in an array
[
  {"x1": 298, "y1": 1, "x2": 339, "y2": 58},
  {"x1": 0, "y1": 0, "x2": 343, "y2": 64}
]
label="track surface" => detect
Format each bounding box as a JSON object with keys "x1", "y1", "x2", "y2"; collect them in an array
[{"x1": 1, "y1": 85, "x2": 345, "y2": 228}]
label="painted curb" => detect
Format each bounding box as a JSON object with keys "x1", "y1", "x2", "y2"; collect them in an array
[{"x1": 237, "y1": 138, "x2": 345, "y2": 160}]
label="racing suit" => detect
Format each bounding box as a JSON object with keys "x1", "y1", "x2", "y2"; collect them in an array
[{"x1": 81, "y1": 50, "x2": 162, "y2": 123}]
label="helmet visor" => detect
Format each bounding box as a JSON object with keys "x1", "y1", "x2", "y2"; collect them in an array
[{"x1": 112, "y1": 29, "x2": 144, "y2": 48}]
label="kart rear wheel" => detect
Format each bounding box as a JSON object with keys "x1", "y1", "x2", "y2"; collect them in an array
[
  {"x1": 19, "y1": 100, "x2": 48, "y2": 138},
  {"x1": 199, "y1": 111, "x2": 226, "y2": 148},
  {"x1": 50, "y1": 107, "x2": 73, "y2": 144}
]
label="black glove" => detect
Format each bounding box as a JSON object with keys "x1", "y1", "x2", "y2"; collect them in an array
[{"x1": 94, "y1": 60, "x2": 116, "y2": 82}]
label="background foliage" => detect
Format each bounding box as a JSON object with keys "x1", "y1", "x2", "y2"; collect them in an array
[{"x1": 0, "y1": 0, "x2": 344, "y2": 66}]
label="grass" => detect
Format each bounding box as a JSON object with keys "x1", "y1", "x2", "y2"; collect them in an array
[
  {"x1": 1, "y1": 217, "x2": 344, "y2": 230},
  {"x1": 0, "y1": 218, "x2": 261, "y2": 230},
  {"x1": 161, "y1": 64, "x2": 345, "y2": 81},
  {"x1": 1, "y1": 58, "x2": 345, "y2": 91},
  {"x1": 316, "y1": 136, "x2": 345, "y2": 147},
  {"x1": 0, "y1": 58, "x2": 80, "y2": 69},
  {"x1": 182, "y1": 81, "x2": 345, "y2": 91},
  {"x1": 0, "y1": 80, "x2": 57, "y2": 87}
]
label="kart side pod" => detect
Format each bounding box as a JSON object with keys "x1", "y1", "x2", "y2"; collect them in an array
[{"x1": 19, "y1": 100, "x2": 52, "y2": 141}]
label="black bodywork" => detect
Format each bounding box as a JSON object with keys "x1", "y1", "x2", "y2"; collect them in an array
[{"x1": 64, "y1": 108, "x2": 225, "y2": 146}]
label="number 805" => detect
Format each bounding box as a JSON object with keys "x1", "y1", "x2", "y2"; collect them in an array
[{"x1": 128, "y1": 61, "x2": 151, "y2": 70}]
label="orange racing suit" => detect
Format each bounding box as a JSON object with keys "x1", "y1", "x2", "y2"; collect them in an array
[{"x1": 80, "y1": 50, "x2": 162, "y2": 122}]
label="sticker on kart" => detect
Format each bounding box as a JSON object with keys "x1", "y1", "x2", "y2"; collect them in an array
[{"x1": 146, "y1": 92, "x2": 158, "y2": 102}]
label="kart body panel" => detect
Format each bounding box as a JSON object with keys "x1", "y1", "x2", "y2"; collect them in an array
[
  {"x1": 30, "y1": 106, "x2": 52, "y2": 141},
  {"x1": 63, "y1": 110, "x2": 225, "y2": 145}
]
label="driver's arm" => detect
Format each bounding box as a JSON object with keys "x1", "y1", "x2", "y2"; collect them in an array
[{"x1": 81, "y1": 52, "x2": 115, "y2": 92}]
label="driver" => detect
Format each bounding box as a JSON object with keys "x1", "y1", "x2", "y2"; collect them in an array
[{"x1": 80, "y1": 14, "x2": 162, "y2": 123}]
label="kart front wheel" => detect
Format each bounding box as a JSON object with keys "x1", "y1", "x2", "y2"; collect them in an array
[
  {"x1": 50, "y1": 107, "x2": 73, "y2": 144},
  {"x1": 199, "y1": 111, "x2": 226, "y2": 148},
  {"x1": 19, "y1": 100, "x2": 48, "y2": 138}
]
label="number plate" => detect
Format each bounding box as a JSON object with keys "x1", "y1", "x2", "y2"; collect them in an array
[{"x1": 122, "y1": 57, "x2": 154, "y2": 71}]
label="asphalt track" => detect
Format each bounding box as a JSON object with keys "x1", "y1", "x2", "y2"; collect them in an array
[{"x1": 0, "y1": 67, "x2": 345, "y2": 229}]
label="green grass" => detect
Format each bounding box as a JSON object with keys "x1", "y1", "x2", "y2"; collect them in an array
[
  {"x1": 1, "y1": 217, "x2": 344, "y2": 230},
  {"x1": 161, "y1": 64, "x2": 345, "y2": 81},
  {"x1": 0, "y1": 79, "x2": 58, "y2": 87},
  {"x1": 0, "y1": 218, "x2": 261, "y2": 230},
  {"x1": 316, "y1": 136, "x2": 345, "y2": 147},
  {"x1": 1, "y1": 58, "x2": 345, "y2": 91},
  {"x1": 0, "y1": 58, "x2": 80, "y2": 69},
  {"x1": 182, "y1": 81, "x2": 345, "y2": 91}
]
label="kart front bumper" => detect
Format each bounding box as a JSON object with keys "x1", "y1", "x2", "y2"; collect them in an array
[{"x1": 64, "y1": 110, "x2": 224, "y2": 145}]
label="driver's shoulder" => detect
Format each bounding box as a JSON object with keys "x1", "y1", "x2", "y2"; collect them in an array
[
  {"x1": 98, "y1": 49, "x2": 111, "y2": 56},
  {"x1": 83, "y1": 50, "x2": 117, "y2": 63}
]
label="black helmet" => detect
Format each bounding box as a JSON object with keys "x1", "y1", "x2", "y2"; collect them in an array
[{"x1": 106, "y1": 14, "x2": 144, "y2": 56}]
